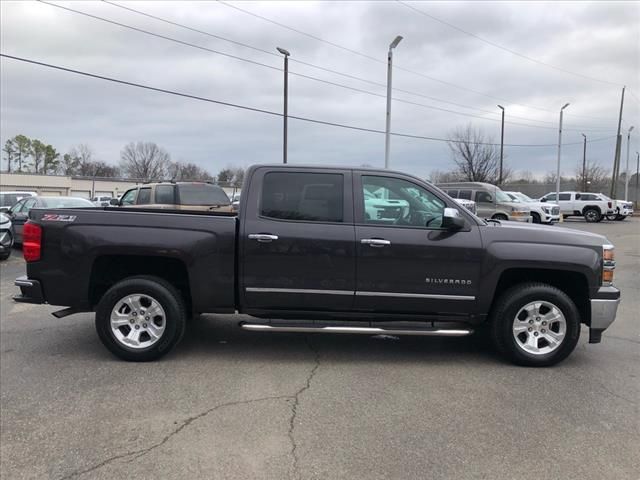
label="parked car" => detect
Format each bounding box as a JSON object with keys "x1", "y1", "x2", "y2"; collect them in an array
[
  {"x1": 7, "y1": 196, "x2": 94, "y2": 244},
  {"x1": 438, "y1": 182, "x2": 531, "y2": 222},
  {"x1": 230, "y1": 192, "x2": 241, "y2": 212},
  {"x1": 0, "y1": 191, "x2": 36, "y2": 212},
  {"x1": 605, "y1": 198, "x2": 633, "y2": 221},
  {"x1": 92, "y1": 195, "x2": 113, "y2": 207},
  {"x1": 453, "y1": 198, "x2": 477, "y2": 215},
  {"x1": 364, "y1": 190, "x2": 409, "y2": 221},
  {"x1": 539, "y1": 191, "x2": 614, "y2": 223},
  {"x1": 15, "y1": 165, "x2": 619, "y2": 367},
  {"x1": 0, "y1": 212, "x2": 13, "y2": 260},
  {"x1": 503, "y1": 191, "x2": 560, "y2": 224},
  {"x1": 113, "y1": 182, "x2": 233, "y2": 212}
]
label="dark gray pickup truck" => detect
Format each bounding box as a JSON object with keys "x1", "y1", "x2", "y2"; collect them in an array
[{"x1": 14, "y1": 165, "x2": 620, "y2": 366}]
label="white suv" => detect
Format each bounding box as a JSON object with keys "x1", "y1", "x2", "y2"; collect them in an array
[
  {"x1": 539, "y1": 191, "x2": 614, "y2": 223},
  {"x1": 504, "y1": 191, "x2": 560, "y2": 224}
]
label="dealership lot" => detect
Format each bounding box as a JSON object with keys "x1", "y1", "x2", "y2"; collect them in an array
[{"x1": 1, "y1": 218, "x2": 638, "y2": 480}]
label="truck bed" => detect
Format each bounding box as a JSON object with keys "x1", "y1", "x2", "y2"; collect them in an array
[{"x1": 24, "y1": 207, "x2": 238, "y2": 313}]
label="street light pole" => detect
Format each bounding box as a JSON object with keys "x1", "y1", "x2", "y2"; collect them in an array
[
  {"x1": 556, "y1": 103, "x2": 570, "y2": 222},
  {"x1": 276, "y1": 47, "x2": 290, "y2": 164},
  {"x1": 636, "y1": 151, "x2": 639, "y2": 208},
  {"x1": 624, "y1": 125, "x2": 634, "y2": 200},
  {"x1": 384, "y1": 35, "x2": 403, "y2": 169},
  {"x1": 498, "y1": 105, "x2": 505, "y2": 185},
  {"x1": 581, "y1": 133, "x2": 587, "y2": 191}
]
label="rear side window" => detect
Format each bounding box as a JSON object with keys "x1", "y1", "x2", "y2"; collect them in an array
[
  {"x1": 559, "y1": 193, "x2": 571, "y2": 201},
  {"x1": 446, "y1": 190, "x2": 458, "y2": 198},
  {"x1": 475, "y1": 191, "x2": 493, "y2": 203},
  {"x1": 580, "y1": 194, "x2": 596, "y2": 201},
  {"x1": 261, "y1": 172, "x2": 344, "y2": 222},
  {"x1": 137, "y1": 188, "x2": 152, "y2": 205},
  {"x1": 155, "y1": 185, "x2": 175, "y2": 204},
  {"x1": 458, "y1": 189, "x2": 472, "y2": 200},
  {"x1": 177, "y1": 184, "x2": 230, "y2": 206}
]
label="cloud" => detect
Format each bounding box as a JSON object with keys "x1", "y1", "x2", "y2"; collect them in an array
[{"x1": 1, "y1": 0, "x2": 639, "y2": 181}]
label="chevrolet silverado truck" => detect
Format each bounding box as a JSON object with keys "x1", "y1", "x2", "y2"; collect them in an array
[{"x1": 14, "y1": 165, "x2": 620, "y2": 367}]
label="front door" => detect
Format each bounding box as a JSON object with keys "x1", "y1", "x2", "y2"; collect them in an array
[
  {"x1": 241, "y1": 168, "x2": 355, "y2": 312},
  {"x1": 354, "y1": 173, "x2": 483, "y2": 315}
]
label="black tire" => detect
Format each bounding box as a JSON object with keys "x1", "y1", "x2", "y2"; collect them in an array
[
  {"x1": 583, "y1": 208, "x2": 601, "y2": 223},
  {"x1": 490, "y1": 282, "x2": 581, "y2": 367},
  {"x1": 615, "y1": 214, "x2": 626, "y2": 221},
  {"x1": 531, "y1": 212, "x2": 541, "y2": 224},
  {"x1": 605, "y1": 213, "x2": 617, "y2": 221},
  {"x1": 493, "y1": 213, "x2": 508, "y2": 221},
  {"x1": 0, "y1": 252, "x2": 10, "y2": 261},
  {"x1": 95, "y1": 275, "x2": 186, "y2": 361}
]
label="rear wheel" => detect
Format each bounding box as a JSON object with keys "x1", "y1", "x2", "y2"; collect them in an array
[
  {"x1": 583, "y1": 208, "x2": 601, "y2": 223},
  {"x1": 95, "y1": 276, "x2": 186, "y2": 361},
  {"x1": 490, "y1": 283, "x2": 580, "y2": 367}
]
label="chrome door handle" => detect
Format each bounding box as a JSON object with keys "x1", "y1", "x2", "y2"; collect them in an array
[
  {"x1": 361, "y1": 238, "x2": 391, "y2": 247},
  {"x1": 248, "y1": 234, "x2": 279, "y2": 243}
]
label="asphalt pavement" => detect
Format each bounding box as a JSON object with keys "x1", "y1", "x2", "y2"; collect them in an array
[{"x1": 1, "y1": 218, "x2": 638, "y2": 479}]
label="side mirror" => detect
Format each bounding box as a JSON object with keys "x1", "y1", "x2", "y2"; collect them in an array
[
  {"x1": 109, "y1": 198, "x2": 120, "y2": 206},
  {"x1": 442, "y1": 207, "x2": 465, "y2": 230},
  {"x1": 540, "y1": 198, "x2": 547, "y2": 202},
  {"x1": 0, "y1": 207, "x2": 9, "y2": 213}
]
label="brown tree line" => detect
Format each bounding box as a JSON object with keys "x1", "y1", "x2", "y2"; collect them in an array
[{"x1": 2, "y1": 135, "x2": 242, "y2": 184}]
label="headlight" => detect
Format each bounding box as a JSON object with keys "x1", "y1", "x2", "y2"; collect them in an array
[{"x1": 602, "y1": 244, "x2": 615, "y2": 285}]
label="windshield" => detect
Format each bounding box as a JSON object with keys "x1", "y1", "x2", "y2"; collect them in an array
[
  {"x1": 495, "y1": 190, "x2": 513, "y2": 203},
  {"x1": 508, "y1": 192, "x2": 533, "y2": 202},
  {"x1": 40, "y1": 198, "x2": 94, "y2": 208},
  {"x1": 178, "y1": 184, "x2": 230, "y2": 206}
]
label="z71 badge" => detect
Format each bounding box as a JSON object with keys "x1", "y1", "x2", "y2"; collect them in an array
[{"x1": 41, "y1": 214, "x2": 77, "y2": 222}]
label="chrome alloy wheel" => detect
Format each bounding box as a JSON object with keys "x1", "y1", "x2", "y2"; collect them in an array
[
  {"x1": 512, "y1": 301, "x2": 567, "y2": 355},
  {"x1": 110, "y1": 293, "x2": 166, "y2": 349}
]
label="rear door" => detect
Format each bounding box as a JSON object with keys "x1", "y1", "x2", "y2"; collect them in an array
[
  {"x1": 353, "y1": 173, "x2": 482, "y2": 315},
  {"x1": 241, "y1": 168, "x2": 355, "y2": 312}
]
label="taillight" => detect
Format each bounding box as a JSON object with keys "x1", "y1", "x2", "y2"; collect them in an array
[
  {"x1": 23, "y1": 222, "x2": 42, "y2": 262},
  {"x1": 608, "y1": 202, "x2": 612, "y2": 208}
]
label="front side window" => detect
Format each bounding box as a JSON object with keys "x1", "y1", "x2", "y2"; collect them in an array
[
  {"x1": 155, "y1": 185, "x2": 175, "y2": 204},
  {"x1": 559, "y1": 193, "x2": 571, "y2": 201},
  {"x1": 361, "y1": 176, "x2": 446, "y2": 228},
  {"x1": 543, "y1": 194, "x2": 556, "y2": 201},
  {"x1": 10, "y1": 199, "x2": 26, "y2": 213},
  {"x1": 475, "y1": 191, "x2": 493, "y2": 203},
  {"x1": 120, "y1": 189, "x2": 137, "y2": 205},
  {"x1": 22, "y1": 198, "x2": 37, "y2": 213},
  {"x1": 261, "y1": 172, "x2": 344, "y2": 222},
  {"x1": 137, "y1": 188, "x2": 152, "y2": 205}
]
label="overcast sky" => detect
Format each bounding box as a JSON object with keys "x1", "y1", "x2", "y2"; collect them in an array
[{"x1": 1, "y1": 1, "x2": 639, "y2": 180}]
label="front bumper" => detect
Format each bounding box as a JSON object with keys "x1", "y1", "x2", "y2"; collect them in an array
[
  {"x1": 620, "y1": 207, "x2": 633, "y2": 216},
  {"x1": 13, "y1": 276, "x2": 45, "y2": 304},
  {"x1": 588, "y1": 286, "x2": 620, "y2": 343},
  {"x1": 542, "y1": 213, "x2": 561, "y2": 223}
]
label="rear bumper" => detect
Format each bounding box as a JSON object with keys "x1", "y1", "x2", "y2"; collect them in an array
[
  {"x1": 13, "y1": 276, "x2": 45, "y2": 304},
  {"x1": 588, "y1": 286, "x2": 620, "y2": 343}
]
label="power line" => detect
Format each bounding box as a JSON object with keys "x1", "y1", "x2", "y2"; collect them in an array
[
  {"x1": 39, "y1": 1, "x2": 615, "y2": 133},
  {"x1": 102, "y1": 0, "x2": 615, "y2": 130},
  {"x1": 397, "y1": 1, "x2": 623, "y2": 88},
  {"x1": 1, "y1": 53, "x2": 614, "y2": 148},
  {"x1": 216, "y1": 0, "x2": 619, "y2": 121}
]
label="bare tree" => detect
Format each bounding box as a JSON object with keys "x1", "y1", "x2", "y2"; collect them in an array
[
  {"x1": 167, "y1": 161, "x2": 214, "y2": 181},
  {"x1": 429, "y1": 169, "x2": 462, "y2": 183},
  {"x1": 119, "y1": 142, "x2": 170, "y2": 181},
  {"x1": 576, "y1": 161, "x2": 608, "y2": 192},
  {"x1": 447, "y1": 125, "x2": 510, "y2": 184}
]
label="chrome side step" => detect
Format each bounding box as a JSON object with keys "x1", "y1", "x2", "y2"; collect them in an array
[{"x1": 240, "y1": 323, "x2": 473, "y2": 337}]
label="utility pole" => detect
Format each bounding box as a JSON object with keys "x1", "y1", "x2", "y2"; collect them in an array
[
  {"x1": 624, "y1": 126, "x2": 634, "y2": 200},
  {"x1": 610, "y1": 86, "x2": 625, "y2": 198},
  {"x1": 498, "y1": 105, "x2": 505, "y2": 185},
  {"x1": 636, "y1": 151, "x2": 639, "y2": 207},
  {"x1": 276, "y1": 47, "x2": 290, "y2": 164},
  {"x1": 556, "y1": 103, "x2": 570, "y2": 222},
  {"x1": 581, "y1": 133, "x2": 588, "y2": 191},
  {"x1": 384, "y1": 35, "x2": 403, "y2": 169}
]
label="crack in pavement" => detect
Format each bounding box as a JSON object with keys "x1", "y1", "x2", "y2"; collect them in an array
[
  {"x1": 58, "y1": 339, "x2": 323, "y2": 480},
  {"x1": 57, "y1": 394, "x2": 292, "y2": 480},
  {"x1": 287, "y1": 336, "x2": 321, "y2": 480}
]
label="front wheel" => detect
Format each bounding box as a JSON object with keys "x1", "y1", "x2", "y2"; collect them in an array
[
  {"x1": 615, "y1": 214, "x2": 626, "y2": 221},
  {"x1": 492, "y1": 213, "x2": 508, "y2": 221},
  {"x1": 95, "y1": 276, "x2": 187, "y2": 361},
  {"x1": 490, "y1": 283, "x2": 580, "y2": 367},
  {"x1": 605, "y1": 213, "x2": 618, "y2": 221},
  {"x1": 531, "y1": 212, "x2": 541, "y2": 224}
]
